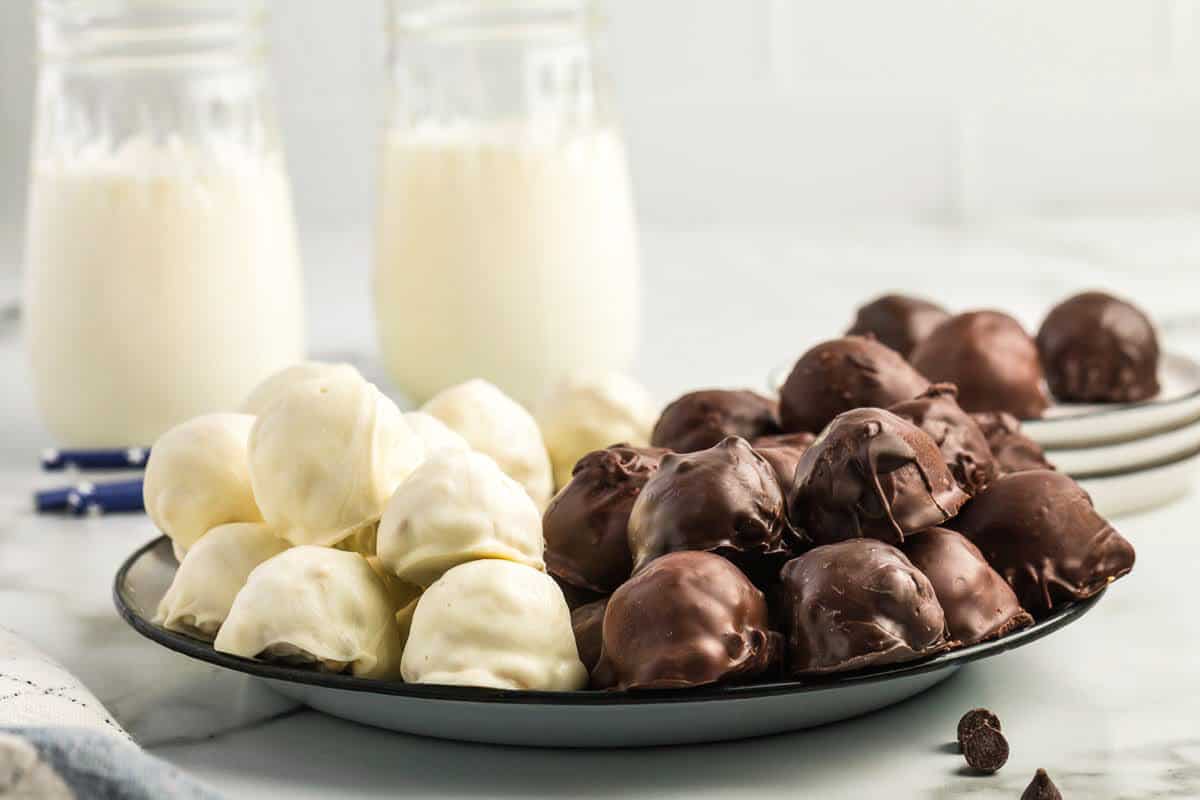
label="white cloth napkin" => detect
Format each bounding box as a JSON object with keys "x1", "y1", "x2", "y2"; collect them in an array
[
  {"x1": 0, "y1": 491, "x2": 299, "y2": 747},
  {"x1": 0, "y1": 627, "x2": 223, "y2": 797},
  {"x1": 0, "y1": 628, "x2": 128, "y2": 740}
]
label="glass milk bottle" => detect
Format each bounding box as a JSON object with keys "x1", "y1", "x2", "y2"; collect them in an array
[
  {"x1": 375, "y1": 0, "x2": 641, "y2": 407},
  {"x1": 25, "y1": 0, "x2": 305, "y2": 446}
]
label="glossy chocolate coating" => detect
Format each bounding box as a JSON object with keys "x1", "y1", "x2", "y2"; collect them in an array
[
  {"x1": 910, "y1": 311, "x2": 1050, "y2": 419},
  {"x1": 888, "y1": 383, "x2": 999, "y2": 494},
  {"x1": 846, "y1": 293, "x2": 951, "y2": 358},
  {"x1": 949, "y1": 470, "x2": 1135, "y2": 615},
  {"x1": 650, "y1": 389, "x2": 781, "y2": 453},
  {"x1": 543, "y1": 445, "x2": 667, "y2": 594},
  {"x1": 628, "y1": 437, "x2": 793, "y2": 582},
  {"x1": 779, "y1": 539, "x2": 949, "y2": 675},
  {"x1": 971, "y1": 411, "x2": 1055, "y2": 474},
  {"x1": 570, "y1": 597, "x2": 608, "y2": 673},
  {"x1": 779, "y1": 336, "x2": 930, "y2": 434},
  {"x1": 592, "y1": 551, "x2": 778, "y2": 690},
  {"x1": 903, "y1": 527, "x2": 1033, "y2": 645},
  {"x1": 788, "y1": 408, "x2": 969, "y2": 547},
  {"x1": 1037, "y1": 291, "x2": 1160, "y2": 403},
  {"x1": 751, "y1": 432, "x2": 817, "y2": 493},
  {"x1": 554, "y1": 576, "x2": 605, "y2": 612}
]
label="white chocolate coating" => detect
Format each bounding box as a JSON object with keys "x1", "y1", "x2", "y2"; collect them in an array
[
  {"x1": 214, "y1": 546, "x2": 405, "y2": 679},
  {"x1": 248, "y1": 373, "x2": 424, "y2": 546},
  {"x1": 367, "y1": 555, "x2": 422, "y2": 610},
  {"x1": 333, "y1": 520, "x2": 380, "y2": 558},
  {"x1": 395, "y1": 597, "x2": 419, "y2": 653},
  {"x1": 536, "y1": 371, "x2": 658, "y2": 489},
  {"x1": 143, "y1": 413, "x2": 263, "y2": 552},
  {"x1": 402, "y1": 559, "x2": 586, "y2": 691},
  {"x1": 376, "y1": 449, "x2": 545, "y2": 588},
  {"x1": 154, "y1": 522, "x2": 288, "y2": 640},
  {"x1": 403, "y1": 411, "x2": 471, "y2": 456},
  {"x1": 422, "y1": 379, "x2": 553, "y2": 508},
  {"x1": 240, "y1": 361, "x2": 363, "y2": 416}
]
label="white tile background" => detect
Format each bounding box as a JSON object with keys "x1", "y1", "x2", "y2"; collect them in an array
[{"x1": 3, "y1": 0, "x2": 1200, "y2": 239}]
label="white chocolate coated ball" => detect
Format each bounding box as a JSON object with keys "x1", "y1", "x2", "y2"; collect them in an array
[
  {"x1": 366, "y1": 555, "x2": 422, "y2": 610},
  {"x1": 248, "y1": 373, "x2": 424, "y2": 547},
  {"x1": 143, "y1": 413, "x2": 263, "y2": 552},
  {"x1": 376, "y1": 449, "x2": 545, "y2": 588},
  {"x1": 240, "y1": 361, "x2": 363, "y2": 416},
  {"x1": 214, "y1": 546, "x2": 405, "y2": 679},
  {"x1": 422, "y1": 379, "x2": 553, "y2": 508},
  {"x1": 537, "y1": 371, "x2": 658, "y2": 489},
  {"x1": 154, "y1": 522, "x2": 288, "y2": 640},
  {"x1": 403, "y1": 411, "x2": 470, "y2": 456},
  {"x1": 402, "y1": 559, "x2": 586, "y2": 691}
]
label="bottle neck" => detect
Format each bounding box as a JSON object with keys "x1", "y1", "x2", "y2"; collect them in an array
[
  {"x1": 38, "y1": 0, "x2": 266, "y2": 69},
  {"x1": 33, "y1": 1, "x2": 279, "y2": 165},
  {"x1": 386, "y1": 0, "x2": 611, "y2": 136},
  {"x1": 390, "y1": 0, "x2": 594, "y2": 41}
]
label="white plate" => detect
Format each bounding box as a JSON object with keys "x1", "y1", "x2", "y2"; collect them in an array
[
  {"x1": 1077, "y1": 447, "x2": 1200, "y2": 518},
  {"x1": 115, "y1": 537, "x2": 1104, "y2": 748},
  {"x1": 1025, "y1": 352, "x2": 1200, "y2": 448},
  {"x1": 1047, "y1": 418, "x2": 1200, "y2": 475},
  {"x1": 767, "y1": 351, "x2": 1200, "y2": 449}
]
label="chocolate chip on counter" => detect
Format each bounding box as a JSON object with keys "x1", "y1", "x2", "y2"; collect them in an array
[
  {"x1": 956, "y1": 707, "x2": 1001, "y2": 750},
  {"x1": 961, "y1": 724, "x2": 1009, "y2": 774},
  {"x1": 1021, "y1": 768, "x2": 1063, "y2": 800}
]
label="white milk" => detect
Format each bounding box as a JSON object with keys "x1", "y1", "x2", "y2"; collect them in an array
[
  {"x1": 25, "y1": 138, "x2": 305, "y2": 446},
  {"x1": 373, "y1": 124, "x2": 640, "y2": 407}
]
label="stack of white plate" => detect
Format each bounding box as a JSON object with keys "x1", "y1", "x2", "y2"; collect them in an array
[
  {"x1": 767, "y1": 350, "x2": 1200, "y2": 518},
  {"x1": 1026, "y1": 350, "x2": 1200, "y2": 517}
]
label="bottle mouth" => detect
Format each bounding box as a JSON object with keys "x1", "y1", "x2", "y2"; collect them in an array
[
  {"x1": 37, "y1": 0, "x2": 266, "y2": 65},
  {"x1": 391, "y1": 0, "x2": 597, "y2": 41}
]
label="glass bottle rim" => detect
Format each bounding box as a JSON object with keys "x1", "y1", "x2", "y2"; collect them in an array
[
  {"x1": 37, "y1": 0, "x2": 267, "y2": 66},
  {"x1": 390, "y1": 0, "x2": 600, "y2": 41}
]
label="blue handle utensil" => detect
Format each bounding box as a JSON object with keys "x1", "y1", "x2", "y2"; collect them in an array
[
  {"x1": 35, "y1": 478, "x2": 144, "y2": 515},
  {"x1": 34, "y1": 484, "x2": 85, "y2": 512},
  {"x1": 41, "y1": 448, "x2": 151, "y2": 472},
  {"x1": 67, "y1": 478, "x2": 145, "y2": 515}
]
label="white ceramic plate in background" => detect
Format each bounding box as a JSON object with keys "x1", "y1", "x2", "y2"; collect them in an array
[
  {"x1": 1023, "y1": 352, "x2": 1200, "y2": 448},
  {"x1": 1045, "y1": 417, "x2": 1200, "y2": 475},
  {"x1": 115, "y1": 537, "x2": 1104, "y2": 748},
  {"x1": 767, "y1": 351, "x2": 1200, "y2": 451},
  {"x1": 1077, "y1": 447, "x2": 1200, "y2": 518}
]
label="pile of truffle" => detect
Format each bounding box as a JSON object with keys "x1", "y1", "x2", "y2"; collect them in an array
[
  {"x1": 146, "y1": 289, "x2": 1146, "y2": 693},
  {"x1": 149, "y1": 365, "x2": 620, "y2": 689},
  {"x1": 844, "y1": 290, "x2": 1162, "y2": 414},
  {"x1": 554, "y1": 290, "x2": 1146, "y2": 690}
]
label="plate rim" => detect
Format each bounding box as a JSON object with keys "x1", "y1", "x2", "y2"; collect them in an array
[
  {"x1": 115, "y1": 536, "x2": 1105, "y2": 707},
  {"x1": 1067, "y1": 441, "x2": 1200, "y2": 480},
  {"x1": 1045, "y1": 417, "x2": 1200, "y2": 475},
  {"x1": 766, "y1": 349, "x2": 1200, "y2": 429},
  {"x1": 1023, "y1": 351, "x2": 1200, "y2": 429}
]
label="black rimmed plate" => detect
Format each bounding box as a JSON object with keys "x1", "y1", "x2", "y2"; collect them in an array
[{"x1": 115, "y1": 536, "x2": 1104, "y2": 748}]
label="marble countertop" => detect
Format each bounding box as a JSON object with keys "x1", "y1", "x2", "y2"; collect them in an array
[{"x1": 2, "y1": 222, "x2": 1199, "y2": 799}]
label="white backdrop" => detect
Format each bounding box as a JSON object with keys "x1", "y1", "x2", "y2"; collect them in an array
[{"x1": 4, "y1": 0, "x2": 1200, "y2": 244}]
